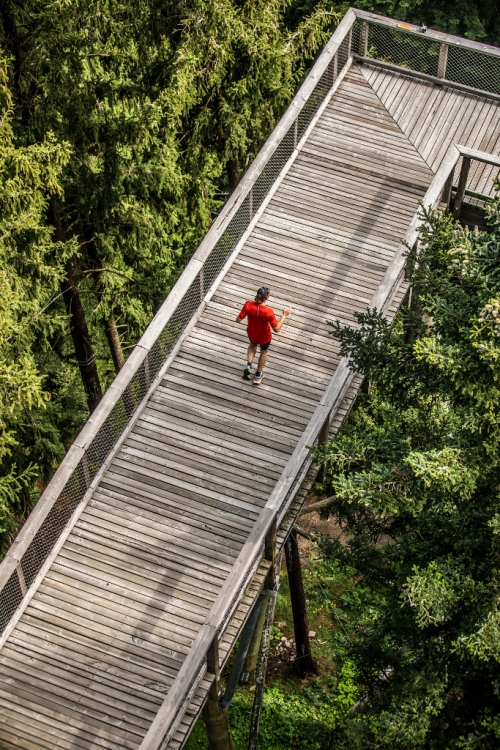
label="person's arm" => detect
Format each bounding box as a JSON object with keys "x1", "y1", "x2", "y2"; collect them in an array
[
  {"x1": 272, "y1": 306, "x2": 292, "y2": 333},
  {"x1": 236, "y1": 302, "x2": 248, "y2": 324}
]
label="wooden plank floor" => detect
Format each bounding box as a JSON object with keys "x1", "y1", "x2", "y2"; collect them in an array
[
  {"x1": 363, "y1": 64, "x2": 500, "y2": 195},
  {"x1": 0, "y1": 63, "x2": 494, "y2": 750}
]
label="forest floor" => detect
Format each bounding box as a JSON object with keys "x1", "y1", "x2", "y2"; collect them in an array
[{"x1": 186, "y1": 498, "x2": 368, "y2": 750}]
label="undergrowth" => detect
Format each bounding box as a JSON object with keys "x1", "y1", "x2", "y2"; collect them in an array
[{"x1": 185, "y1": 549, "x2": 377, "y2": 749}]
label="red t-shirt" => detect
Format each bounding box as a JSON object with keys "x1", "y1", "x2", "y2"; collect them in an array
[{"x1": 239, "y1": 301, "x2": 278, "y2": 345}]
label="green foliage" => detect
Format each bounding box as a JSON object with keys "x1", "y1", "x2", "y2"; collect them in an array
[
  {"x1": 0, "y1": 54, "x2": 76, "y2": 549},
  {"x1": 311, "y1": 198, "x2": 500, "y2": 747}
]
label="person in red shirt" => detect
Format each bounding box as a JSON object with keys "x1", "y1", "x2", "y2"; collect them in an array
[{"x1": 236, "y1": 287, "x2": 292, "y2": 384}]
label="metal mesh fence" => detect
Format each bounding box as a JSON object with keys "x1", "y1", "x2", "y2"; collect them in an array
[
  {"x1": 363, "y1": 20, "x2": 440, "y2": 76},
  {"x1": 0, "y1": 570, "x2": 23, "y2": 634},
  {"x1": 447, "y1": 45, "x2": 500, "y2": 94},
  {"x1": 358, "y1": 18, "x2": 500, "y2": 97},
  {"x1": 21, "y1": 463, "x2": 87, "y2": 588}
]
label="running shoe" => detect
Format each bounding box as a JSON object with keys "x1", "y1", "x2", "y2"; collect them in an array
[
  {"x1": 253, "y1": 372, "x2": 263, "y2": 385},
  {"x1": 242, "y1": 364, "x2": 252, "y2": 380}
]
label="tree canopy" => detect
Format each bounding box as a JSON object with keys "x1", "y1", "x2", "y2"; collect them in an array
[{"x1": 313, "y1": 198, "x2": 500, "y2": 748}]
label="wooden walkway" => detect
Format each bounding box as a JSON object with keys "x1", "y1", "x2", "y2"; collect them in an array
[{"x1": 1, "y1": 56, "x2": 499, "y2": 750}]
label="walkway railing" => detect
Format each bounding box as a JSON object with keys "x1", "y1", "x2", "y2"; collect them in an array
[{"x1": 1, "y1": 7, "x2": 499, "y2": 747}]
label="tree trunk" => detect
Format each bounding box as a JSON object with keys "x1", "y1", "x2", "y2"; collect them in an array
[
  {"x1": 226, "y1": 159, "x2": 240, "y2": 191},
  {"x1": 49, "y1": 199, "x2": 103, "y2": 413},
  {"x1": 105, "y1": 311, "x2": 125, "y2": 372},
  {"x1": 62, "y1": 260, "x2": 103, "y2": 413},
  {"x1": 0, "y1": 5, "x2": 37, "y2": 124},
  {"x1": 285, "y1": 532, "x2": 318, "y2": 678}
]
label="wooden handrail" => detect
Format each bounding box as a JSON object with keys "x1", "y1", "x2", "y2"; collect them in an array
[{"x1": 352, "y1": 8, "x2": 500, "y2": 58}]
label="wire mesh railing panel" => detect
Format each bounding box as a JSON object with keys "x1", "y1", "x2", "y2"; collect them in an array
[
  {"x1": 0, "y1": 570, "x2": 23, "y2": 634},
  {"x1": 21, "y1": 463, "x2": 86, "y2": 588},
  {"x1": 203, "y1": 195, "x2": 252, "y2": 292},
  {"x1": 447, "y1": 45, "x2": 500, "y2": 94},
  {"x1": 297, "y1": 66, "x2": 331, "y2": 140},
  {"x1": 252, "y1": 126, "x2": 295, "y2": 210},
  {"x1": 336, "y1": 33, "x2": 351, "y2": 72},
  {"x1": 364, "y1": 20, "x2": 441, "y2": 75}
]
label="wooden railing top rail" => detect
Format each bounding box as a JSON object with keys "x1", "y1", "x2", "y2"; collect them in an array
[{"x1": 353, "y1": 8, "x2": 500, "y2": 58}]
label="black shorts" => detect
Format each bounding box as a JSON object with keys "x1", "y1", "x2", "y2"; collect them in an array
[{"x1": 249, "y1": 339, "x2": 271, "y2": 351}]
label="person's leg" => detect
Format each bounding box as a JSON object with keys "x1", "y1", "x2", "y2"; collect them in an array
[
  {"x1": 243, "y1": 341, "x2": 258, "y2": 379},
  {"x1": 247, "y1": 341, "x2": 258, "y2": 365},
  {"x1": 253, "y1": 342, "x2": 270, "y2": 384},
  {"x1": 257, "y1": 348, "x2": 268, "y2": 373}
]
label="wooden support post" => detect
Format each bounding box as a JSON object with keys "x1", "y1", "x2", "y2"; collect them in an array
[
  {"x1": 332, "y1": 52, "x2": 338, "y2": 85},
  {"x1": 359, "y1": 20, "x2": 369, "y2": 56},
  {"x1": 437, "y1": 43, "x2": 448, "y2": 79},
  {"x1": 264, "y1": 516, "x2": 277, "y2": 589},
  {"x1": 293, "y1": 118, "x2": 298, "y2": 150},
  {"x1": 453, "y1": 157, "x2": 471, "y2": 219},
  {"x1": 241, "y1": 596, "x2": 269, "y2": 684},
  {"x1": 285, "y1": 532, "x2": 318, "y2": 678},
  {"x1": 441, "y1": 168, "x2": 454, "y2": 210},
  {"x1": 200, "y1": 267, "x2": 205, "y2": 303},
  {"x1": 318, "y1": 414, "x2": 330, "y2": 484},
  {"x1": 249, "y1": 188, "x2": 253, "y2": 220},
  {"x1": 203, "y1": 636, "x2": 235, "y2": 750},
  {"x1": 347, "y1": 26, "x2": 352, "y2": 57},
  {"x1": 247, "y1": 585, "x2": 279, "y2": 750},
  {"x1": 207, "y1": 635, "x2": 221, "y2": 701}
]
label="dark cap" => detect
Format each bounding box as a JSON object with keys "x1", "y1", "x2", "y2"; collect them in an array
[{"x1": 257, "y1": 287, "x2": 270, "y2": 298}]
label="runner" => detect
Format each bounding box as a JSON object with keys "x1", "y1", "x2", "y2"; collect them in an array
[{"x1": 236, "y1": 287, "x2": 292, "y2": 385}]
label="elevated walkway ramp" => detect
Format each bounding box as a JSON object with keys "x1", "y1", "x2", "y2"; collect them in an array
[{"x1": 1, "y1": 10, "x2": 499, "y2": 750}]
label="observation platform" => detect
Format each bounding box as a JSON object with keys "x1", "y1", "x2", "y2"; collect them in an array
[{"x1": 1, "y1": 9, "x2": 500, "y2": 750}]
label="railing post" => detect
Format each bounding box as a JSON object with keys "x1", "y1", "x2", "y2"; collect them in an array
[
  {"x1": 199, "y1": 267, "x2": 204, "y2": 303},
  {"x1": 348, "y1": 26, "x2": 353, "y2": 57},
  {"x1": 264, "y1": 516, "x2": 277, "y2": 589},
  {"x1": 359, "y1": 20, "x2": 369, "y2": 56},
  {"x1": 293, "y1": 118, "x2": 298, "y2": 149},
  {"x1": 437, "y1": 43, "x2": 448, "y2": 79},
  {"x1": 203, "y1": 634, "x2": 235, "y2": 750},
  {"x1": 332, "y1": 52, "x2": 338, "y2": 85},
  {"x1": 318, "y1": 413, "x2": 331, "y2": 483},
  {"x1": 16, "y1": 563, "x2": 27, "y2": 597},
  {"x1": 453, "y1": 157, "x2": 471, "y2": 219},
  {"x1": 441, "y1": 169, "x2": 455, "y2": 210},
  {"x1": 249, "y1": 187, "x2": 253, "y2": 220}
]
